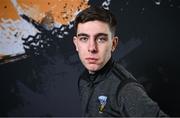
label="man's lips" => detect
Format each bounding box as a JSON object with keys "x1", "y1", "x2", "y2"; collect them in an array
[{"x1": 85, "y1": 57, "x2": 98, "y2": 63}]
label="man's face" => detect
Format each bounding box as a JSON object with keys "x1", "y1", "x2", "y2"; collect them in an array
[{"x1": 73, "y1": 20, "x2": 118, "y2": 73}]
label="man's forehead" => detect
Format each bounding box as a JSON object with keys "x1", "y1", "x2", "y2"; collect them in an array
[{"x1": 77, "y1": 21, "x2": 110, "y2": 30}]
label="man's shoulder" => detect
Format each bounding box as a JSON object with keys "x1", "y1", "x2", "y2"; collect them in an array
[
  {"x1": 107, "y1": 61, "x2": 139, "y2": 90},
  {"x1": 111, "y1": 61, "x2": 136, "y2": 81}
]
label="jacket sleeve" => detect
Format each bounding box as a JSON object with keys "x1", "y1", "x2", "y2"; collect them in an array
[{"x1": 119, "y1": 82, "x2": 168, "y2": 117}]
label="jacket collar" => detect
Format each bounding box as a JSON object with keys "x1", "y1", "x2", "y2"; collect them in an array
[{"x1": 82, "y1": 58, "x2": 114, "y2": 84}]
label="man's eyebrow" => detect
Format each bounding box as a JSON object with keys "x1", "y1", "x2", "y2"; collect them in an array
[
  {"x1": 77, "y1": 33, "x2": 89, "y2": 37},
  {"x1": 77, "y1": 33, "x2": 108, "y2": 37},
  {"x1": 95, "y1": 33, "x2": 108, "y2": 37}
]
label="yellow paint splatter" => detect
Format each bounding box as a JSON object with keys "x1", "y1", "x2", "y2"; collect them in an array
[
  {"x1": 17, "y1": 0, "x2": 89, "y2": 24},
  {"x1": 0, "y1": 0, "x2": 89, "y2": 24},
  {"x1": 0, "y1": 0, "x2": 20, "y2": 22}
]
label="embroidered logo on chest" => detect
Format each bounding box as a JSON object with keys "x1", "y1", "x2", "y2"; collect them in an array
[{"x1": 98, "y1": 95, "x2": 107, "y2": 113}]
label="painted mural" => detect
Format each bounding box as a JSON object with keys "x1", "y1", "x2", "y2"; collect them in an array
[{"x1": 0, "y1": 0, "x2": 90, "y2": 63}]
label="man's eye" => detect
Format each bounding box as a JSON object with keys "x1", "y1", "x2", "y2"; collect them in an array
[
  {"x1": 96, "y1": 37, "x2": 107, "y2": 43},
  {"x1": 79, "y1": 37, "x2": 88, "y2": 42}
]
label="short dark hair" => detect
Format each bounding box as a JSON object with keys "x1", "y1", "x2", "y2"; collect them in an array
[{"x1": 74, "y1": 6, "x2": 117, "y2": 36}]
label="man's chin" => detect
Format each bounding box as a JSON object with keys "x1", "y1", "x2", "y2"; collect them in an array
[{"x1": 86, "y1": 65, "x2": 101, "y2": 73}]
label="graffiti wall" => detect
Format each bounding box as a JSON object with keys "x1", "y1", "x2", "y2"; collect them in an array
[
  {"x1": 0, "y1": 0, "x2": 89, "y2": 62},
  {"x1": 0, "y1": 0, "x2": 180, "y2": 117}
]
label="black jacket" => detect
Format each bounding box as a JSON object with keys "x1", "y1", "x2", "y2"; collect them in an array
[{"x1": 78, "y1": 59, "x2": 167, "y2": 117}]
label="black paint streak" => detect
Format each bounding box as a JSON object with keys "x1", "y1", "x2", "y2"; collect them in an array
[{"x1": 21, "y1": 14, "x2": 73, "y2": 56}]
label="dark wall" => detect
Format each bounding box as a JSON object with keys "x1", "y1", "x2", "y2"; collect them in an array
[{"x1": 0, "y1": 0, "x2": 180, "y2": 116}]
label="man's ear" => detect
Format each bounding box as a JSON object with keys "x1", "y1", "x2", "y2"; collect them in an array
[
  {"x1": 111, "y1": 36, "x2": 118, "y2": 52},
  {"x1": 73, "y1": 36, "x2": 78, "y2": 51}
]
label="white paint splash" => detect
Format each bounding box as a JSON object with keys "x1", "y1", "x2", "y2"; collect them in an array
[
  {"x1": 0, "y1": 18, "x2": 38, "y2": 56},
  {"x1": 102, "y1": 0, "x2": 111, "y2": 10},
  {"x1": 154, "y1": 0, "x2": 161, "y2": 5}
]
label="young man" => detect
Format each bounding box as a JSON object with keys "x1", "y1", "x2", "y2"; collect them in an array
[{"x1": 73, "y1": 6, "x2": 168, "y2": 117}]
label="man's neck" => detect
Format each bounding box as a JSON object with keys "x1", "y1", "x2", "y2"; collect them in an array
[{"x1": 88, "y1": 71, "x2": 95, "y2": 74}]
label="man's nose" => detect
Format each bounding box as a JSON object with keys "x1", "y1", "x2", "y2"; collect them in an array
[{"x1": 88, "y1": 39, "x2": 97, "y2": 53}]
